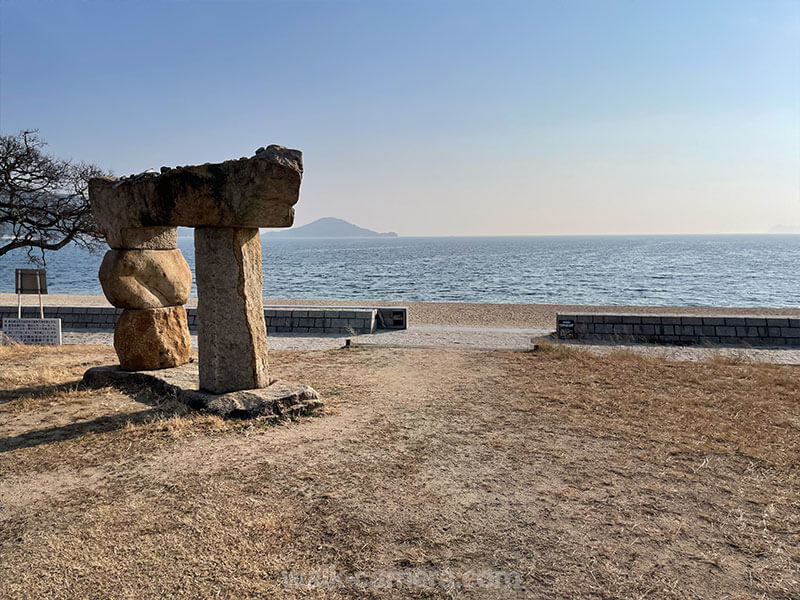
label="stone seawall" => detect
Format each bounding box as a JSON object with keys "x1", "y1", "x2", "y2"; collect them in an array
[
  {"x1": 0, "y1": 305, "x2": 408, "y2": 335},
  {"x1": 262, "y1": 308, "x2": 377, "y2": 334},
  {"x1": 557, "y1": 313, "x2": 800, "y2": 346}
]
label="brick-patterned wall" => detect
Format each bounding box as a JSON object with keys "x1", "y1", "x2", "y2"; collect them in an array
[
  {"x1": 557, "y1": 313, "x2": 800, "y2": 346},
  {"x1": 262, "y1": 308, "x2": 377, "y2": 334},
  {"x1": 0, "y1": 306, "x2": 122, "y2": 329},
  {"x1": 1, "y1": 305, "x2": 408, "y2": 335}
]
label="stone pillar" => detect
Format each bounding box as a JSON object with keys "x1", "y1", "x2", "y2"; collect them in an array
[
  {"x1": 99, "y1": 227, "x2": 192, "y2": 371},
  {"x1": 194, "y1": 227, "x2": 269, "y2": 393}
]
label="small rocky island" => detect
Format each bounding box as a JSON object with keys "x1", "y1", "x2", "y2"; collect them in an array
[{"x1": 266, "y1": 217, "x2": 398, "y2": 238}]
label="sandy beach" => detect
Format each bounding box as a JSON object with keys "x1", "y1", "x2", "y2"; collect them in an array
[{"x1": 3, "y1": 293, "x2": 799, "y2": 329}]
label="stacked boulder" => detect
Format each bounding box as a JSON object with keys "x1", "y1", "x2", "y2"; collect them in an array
[
  {"x1": 98, "y1": 226, "x2": 192, "y2": 370},
  {"x1": 89, "y1": 145, "x2": 303, "y2": 389},
  {"x1": 84, "y1": 146, "x2": 323, "y2": 420}
]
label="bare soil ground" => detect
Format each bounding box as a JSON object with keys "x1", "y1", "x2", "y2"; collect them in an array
[{"x1": 1, "y1": 343, "x2": 798, "y2": 599}]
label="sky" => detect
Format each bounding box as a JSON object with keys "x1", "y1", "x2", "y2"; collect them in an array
[{"x1": 1, "y1": 0, "x2": 798, "y2": 236}]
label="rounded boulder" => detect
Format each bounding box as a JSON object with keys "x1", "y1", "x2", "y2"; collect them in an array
[
  {"x1": 114, "y1": 306, "x2": 191, "y2": 371},
  {"x1": 99, "y1": 249, "x2": 192, "y2": 309}
]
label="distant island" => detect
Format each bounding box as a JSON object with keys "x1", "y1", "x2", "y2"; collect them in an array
[{"x1": 264, "y1": 217, "x2": 398, "y2": 238}]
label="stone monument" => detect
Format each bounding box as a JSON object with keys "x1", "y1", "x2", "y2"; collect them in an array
[{"x1": 83, "y1": 146, "x2": 320, "y2": 418}]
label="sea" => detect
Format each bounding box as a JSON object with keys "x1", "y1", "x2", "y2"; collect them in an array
[{"x1": 0, "y1": 235, "x2": 798, "y2": 308}]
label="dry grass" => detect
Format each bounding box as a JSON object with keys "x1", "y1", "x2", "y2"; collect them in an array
[{"x1": 0, "y1": 343, "x2": 798, "y2": 599}]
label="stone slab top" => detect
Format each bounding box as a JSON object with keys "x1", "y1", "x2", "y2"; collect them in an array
[{"x1": 89, "y1": 145, "x2": 302, "y2": 233}]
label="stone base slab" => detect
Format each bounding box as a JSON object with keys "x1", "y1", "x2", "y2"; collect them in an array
[{"x1": 82, "y1": 363, "x2": 322, "y2": 420}]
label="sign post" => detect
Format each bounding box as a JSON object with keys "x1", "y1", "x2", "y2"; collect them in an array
[
  {"x1": 3, "y1": 269, "x2": 61, "y2": 345},
  {"x1": 15, "y1": 268, "x2": 47, "y2": 318}
]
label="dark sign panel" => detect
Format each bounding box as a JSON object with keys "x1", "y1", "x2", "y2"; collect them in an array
[{"x1": 15, "y1": 269, "x2": 47, "y2": 295}]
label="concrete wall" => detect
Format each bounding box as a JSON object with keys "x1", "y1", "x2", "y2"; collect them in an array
[
  {"x1": 1, "y1": 305, "x2": 408, "y2": 335},
  {"x1": 0, "y1": 306, "x2": 122, "y2": 329},
  {"x1": 261, "y1": 308, "x2": 376, "y2": 334},
  {"x1": 557, "y1": 313, "x2": 800, "y2": 346}
]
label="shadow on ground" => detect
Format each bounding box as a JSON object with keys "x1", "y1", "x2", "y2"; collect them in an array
[
  {"x1": 0, "y1": 383, "x2": 181, "y2": 453},
  {"x1": 0, "y1": 381, "x2": 82, "y2": 406}
]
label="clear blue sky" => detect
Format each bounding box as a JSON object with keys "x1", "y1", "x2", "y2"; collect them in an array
[{"x1": 1, "y1": 0, "x2": 798, "y2": 235}]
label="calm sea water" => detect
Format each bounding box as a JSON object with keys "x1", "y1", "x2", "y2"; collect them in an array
[{"x1": 0, "y1": 235, "x2": 798, "y2": 308}]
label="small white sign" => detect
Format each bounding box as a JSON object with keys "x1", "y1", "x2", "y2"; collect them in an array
[{"x1": 2, "y1": 318, "x2": 62, "y2": 346}]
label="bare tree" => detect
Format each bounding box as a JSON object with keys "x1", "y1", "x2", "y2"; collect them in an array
[{"x1": 0, "y1": 130, "x2": 110, "y2": 264}]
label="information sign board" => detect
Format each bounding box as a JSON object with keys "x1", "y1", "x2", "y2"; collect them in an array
[{"x1": 2, "y1": 318, "x2": 62, "y2": 345}]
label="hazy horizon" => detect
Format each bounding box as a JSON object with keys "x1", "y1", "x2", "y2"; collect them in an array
[
  {"x1": 170, "y1": 219, "x2": 800, "y2": 238},
  {"x1": 281, "y1": 217, "x2": 800, "y2": 237},
  {"x1": 1, "y1": 0, "x2": 797, "y2": 236}
]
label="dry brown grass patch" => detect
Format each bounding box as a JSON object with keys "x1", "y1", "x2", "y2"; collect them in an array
[{"x1": 0, "y1": 344, "x2": 798, "y2": 599}]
